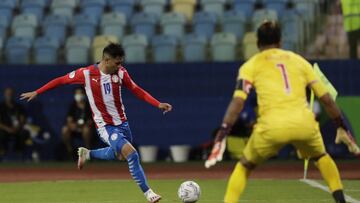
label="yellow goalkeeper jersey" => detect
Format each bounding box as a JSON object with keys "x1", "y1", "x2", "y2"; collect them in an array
[{"x1": 234, "y1": 48, "x2": 328, "y2": 130}]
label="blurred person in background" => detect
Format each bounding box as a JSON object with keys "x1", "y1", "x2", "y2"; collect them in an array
[
  {"x1": 341, "y1": 0, "x2": 360, "y2": 59},
  {"x1": 0, "y1": 87, "x2": 32, "y2": 160},
  {"x1": 62, "y1": 87, "x2": 94, "y2": 160}
]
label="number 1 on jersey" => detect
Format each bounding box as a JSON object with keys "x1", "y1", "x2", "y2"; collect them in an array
[{"x1": 276, "y1": 64, "x2": 291, "y2": 94}]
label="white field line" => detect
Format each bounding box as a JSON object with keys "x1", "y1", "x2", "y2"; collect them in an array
[{"x1": 300, "y1": 179, "x2": 360, "y2": 203}]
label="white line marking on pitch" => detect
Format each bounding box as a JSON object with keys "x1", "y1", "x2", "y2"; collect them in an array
[{"x1": 300, "y1": 179, "x2": 360, "y2": 203}]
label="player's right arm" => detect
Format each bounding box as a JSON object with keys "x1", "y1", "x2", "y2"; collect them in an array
[{"x1": 20, "y1": 68, "x2": 85, "y2": 102}]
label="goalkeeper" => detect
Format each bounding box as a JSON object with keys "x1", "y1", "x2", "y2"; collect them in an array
[{"x1": 205, "y1": 21, "x2": 359, "y2": 203}]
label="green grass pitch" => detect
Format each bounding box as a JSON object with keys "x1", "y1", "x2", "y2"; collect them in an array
[{"x1": 0, "y1": 179, "x2": 359, "y2": 203}]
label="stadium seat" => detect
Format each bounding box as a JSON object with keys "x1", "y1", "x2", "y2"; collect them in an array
[
  {"x1": 222, "y1": 10, "x2": 246, "y2": 40},
  {"x1": 122, "y1": 34, "x2": 148, "y2": 63},
  {"x1": 211, "y1": 32, "x2": 237, "y2": 62},
  {"x1": 21, "y1": 0, "x2": 46, "y2": 21},
  {"x1": 43, "y1": 14, "x2": 69, "y2": 44},
  {"x1": 51, "y1": 0, "x2": 77, "y2": 20},
  {"x1": 0, "y1": 0, "x2": 16, "y2": 22},
  {"x1": 12, "y1": 14, "x2": 38, "y2": 40},
  {"x1": 92, "y1": 35, "x2": 119, "y2": 63},
  {"x1": 251, "y1": 8, "x2": 278, "y2": 31},
  {"x1": 264, "y1": 0, "x2": 287, "y2": 14},
  {"x1": 139, "y1": 0, "x2": 167, "y2": 17},
  {"x1": 131, "y1": 12, "x2": 158, "y2": 39},
  {"x1": 73, "y1": 13, "x2": 98, "y2": 39},
  {"x1": 281, "y1": 10, "x2": 303, "y2": 52},
  {"x1": 109, "y1": 0, "x2": 135, "y2": 20},
  {"x1": 65, "y1": 36, "x2": 91, "y2": 64},
  {"x1": 34, "y1": 36, "x2": 60, "y2": 64},
  {"x1": 233, "y1": 0, "x2": 255, "y2": 20},
  {"x1": 192, "y1": 11, "x2": 218, "y2": 39},
  {"x1": 181, "y1": 33, "x2": 207, "y2": 62},
  {"x1": 100, "y1": 12, "x2": 127, "y2": 40},
  {"x1": 243, "y1": 32, "x2": 258, "y2": 59},
  {"x1": 5, "y1": 36, "x2": 33, "y2": 64},
  {"x1": 171, "y1": 0, "x2": 196, "y2": 22},
  {"x1": 200, "y1": 0, "x2": 226, "y2": 18},
  {"x1": 160, "y1": 12, "x2": 186, "y2": 39},
  {"x1": 81, "y1": 0, "x2": 106, "y2": 22},
  {"x1": 151, "y1": 34, "x2": 178, "y2": 63}
]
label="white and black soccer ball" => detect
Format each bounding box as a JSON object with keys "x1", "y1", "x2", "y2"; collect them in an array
[{"x1": 178, "y1": 181, "x2": 201, "y2": 203}]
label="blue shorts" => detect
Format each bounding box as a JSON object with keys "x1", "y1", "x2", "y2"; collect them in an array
[{"x1": 97, "y1": 122, "x2": 133, "y2": 154}]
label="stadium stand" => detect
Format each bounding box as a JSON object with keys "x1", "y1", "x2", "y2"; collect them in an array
[
  {"x1": 21, "y1": 0, "x2": 46, "y2": 21},
  {"x1": 151, "y1": 34, "x2": 178, "y2": 63},
  {"x1": 171, "y1": 0, "x2": 197, "y2": 22},
  {"x1": 131, "y1": 12, "x2": 158, "y2": 40},
  {"x1": 0, "y1": 0, "x2": 352, "y2": 63},
  {"x1": 43, "y1": 14, "x2": 69, "y2": 44},
  {"x1": 122, "y1": 33, "x2": 148, "y2": 63},
  {"x1": 5, "y1": 36, "x2": 32, "y2": 64},
  {"x1": 181, "y1": 33, "x2": 208, "y2": 62},
  {"x1": 34, "y1": 36, "x2": 60, "y2": 64},
  {"x1": 12, "y1": 14, "x2": 38, "y2": 40},
  {"x1": 100, "y1": 12, "x2": 127, "y2": 40},
  {"x1": 65, "y1": 35, "x2": 91, "y2": 64},
  {"x1": 160, "y1": 12, "x2": 187, "y2": 39},
  {"x1": 109, "y1": 0, "x2": 136, "y2": 20},
  {"x1": 210, "y1": 32, "x2": 237, "y2": 62}
]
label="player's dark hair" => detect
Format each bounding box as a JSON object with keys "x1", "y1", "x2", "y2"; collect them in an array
[
  {"x1": 103, "y1": 43, "x2": 125, "y2": 59},
  {"x1": 257, "y1": 21, "x2": 281, "y2": 47}
]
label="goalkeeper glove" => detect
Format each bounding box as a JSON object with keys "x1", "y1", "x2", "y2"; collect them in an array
[
  {"x1": 205, "y1": 124, "x2": 231, "y2": 169},
  {"x1": 333, "y1": 116, "x2": 360, "y2": 156}
]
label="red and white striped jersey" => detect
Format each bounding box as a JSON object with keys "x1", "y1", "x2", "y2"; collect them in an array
[{"x1": 36, "y1": 64, "x2": 160, "y2": 128}]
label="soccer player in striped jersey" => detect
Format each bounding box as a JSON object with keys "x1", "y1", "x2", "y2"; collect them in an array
[{"x1": 20, "y1": 43, "x2": 172, "y2": 203}]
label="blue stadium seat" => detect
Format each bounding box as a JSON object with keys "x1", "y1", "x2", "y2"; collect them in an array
[
  {"x1": 200, "y1": 0, "x2": 226, "y2": 18},
  {"x1": 123, "y1": 34, "x2": 148, "y2": 63},
  {"x1": 251, "y1": 8, "x2": 278, "y2": 31},
  {"x1": 21, "y1": 0, "x2": 46, "y2": 21},
  {"x1": 222, "y1": 10, "x2": 246, "y2": 40},
  {"x1": 181, "y1": 33, "x2": 207, "y2": 62},
  {"x1": 109, "y1": 0, "x2": 136, "y2": 20},
  {"x1": 151, "y1": 34, "x2": 178, "y2": 63},
  {"x1": 65, "y1": 35, "x2": 91, "y2": 64},
  {"x1": 281, "y1": 10, "x2": 303, "y2": 52},
  {"x1": 233, "y1": 0, "x2": 255, "y2": 21},
  {"x1": 263, "y1": 0, "x2": 287, "y2": 14},
  {"x1": 131, "y1": 12, "x2": 158, "y2": 39},
  {"x1": 139, "y1": 0, "x2": 167, "y2": 17},
  {"x1": 12, "y1": 14, "x2": 38, "y2": 40},
  {"x1": 81, "y1": 0, "x2": 106, "y2": 22},
  {"x1": 0, "y1": 0, "x2": 16, "y2": 22},
  {"x1": 43, "y1": 14, "x2": 69, "y2": 44},
  {"x1": 101, "y1": 12, "x2": 127, "y2": 40},
  {"x1": 211, "y1": 32, "x2": 237, "y2": 61},
  {"x1": 160, "y1": 12, "x2": 186, "y2": 39},
  {"x1": 192, "y1": 11, "x2": 218, "y2": 39},
  {"x1": 5, "y1": 36, "x2": 33, "y2": 64},
  {"x1": 34, "y1": 36, "x2": 60, "y2": 64},
  {"x1": 73, "y1": 13, "x2": 98, "y2": 39},
  {"x1": 51, "y1": 0, "x2": 77, "y2": 20}
]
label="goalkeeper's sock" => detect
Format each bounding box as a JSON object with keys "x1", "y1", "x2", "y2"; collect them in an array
[
  {"x1": 224, "y1": 162, "x2": 250, "y2": 203},
  {"x1": 126, "y1": 151, "x2": 150, "y2": 193},
  {"x1": 332, "y1": 190, "x2": 346, "y2": 203},
  {"x1": 90, "y1": 147, "x2": 117, "y2": 160},
  {"x1": 315, "y1": 154, "x2": 344, "y2": 194}
]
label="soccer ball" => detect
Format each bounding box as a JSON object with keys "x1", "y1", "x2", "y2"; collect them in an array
[{"x1": 178, "y1": 181, "x2": 201, "y2": 203}]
